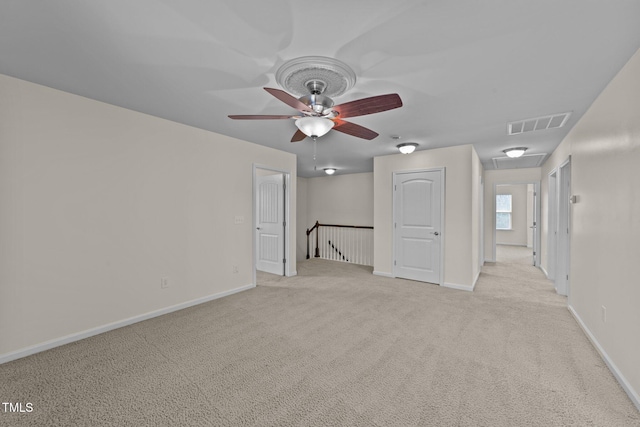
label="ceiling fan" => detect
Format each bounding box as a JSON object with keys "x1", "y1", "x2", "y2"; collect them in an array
[{"x1": 228, "y1": 80, "x2": 402, "y2": 142}]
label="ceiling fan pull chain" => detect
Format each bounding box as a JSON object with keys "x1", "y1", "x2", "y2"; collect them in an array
[{"x1": 313, "y1": 138, "x2": 318, "y2": 170}]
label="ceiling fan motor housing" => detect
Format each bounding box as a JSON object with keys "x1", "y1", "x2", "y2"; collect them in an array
[{"x1": 299, "y1": 93, "x2": 334, "y2": 114}]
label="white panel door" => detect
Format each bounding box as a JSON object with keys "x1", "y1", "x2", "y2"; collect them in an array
[
  {"x1": 393, "y1": 170, "x2": 443, "y2": 284},
  {"x1": 256, "y1": 174, "x2": 284, "y2": 275}
]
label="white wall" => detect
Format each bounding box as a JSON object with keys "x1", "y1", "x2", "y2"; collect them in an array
[
  {"x1": 471, "y1": 149, "x2": 483, "y2": 275},
  {"x1": 374, "y1": 145, "x2": 482, "y2": 289},
  {"x1": 296, "y1": 177, "x2": 308, "y2": 262},
  {"x1": 483, "y1": 168, "x2": 541, "y2": 261},
  {"x1": 306, "y1": 173, "x2": 374, "y2": 227},
  {"x1": 0, "y1": 74, "x2": 297, "y2": 358},
  {"x1": 496, "y1": 184, "x2": 528, "y2": 246},
  {"x1": 540, "y1": 47, "x2": 640, "y2": 408}
]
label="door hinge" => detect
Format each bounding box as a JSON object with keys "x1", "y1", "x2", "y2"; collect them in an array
[
  {"x1": 394, "y1": 185, "x2": 397, "y2": 191},
  {"x1": 283, "y1": 183, "x2": 286, "y2": 191},
  {"x1": 283, "y1": 221, "x2": 286, "y2": 227},
  {"x1": 394, "y1": 260, "x2": 396, "y2": 266},
  {"x1": 533, "y1": 251, "x2": 536, "y2": 256},
  {"x1": 566, "y1": 274, "x2": 569, "y2": 280},
  {"x1": 283, "y1": 258, "x2": 286, "y2": 264}
]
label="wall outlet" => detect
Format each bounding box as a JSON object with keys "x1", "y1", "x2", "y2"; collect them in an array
[
  {"x1": 232, "y1": 266, "x2": 239, "y2": 274},
  {"x1": 234, "y1": 215, "x2": 244, "y2": 224},
  {"x1": 161, "y1": 277, "x2": 170, "y2": 289},
  {"x1": 601, "y1": 305, "x2": 606, "y2": 323}
]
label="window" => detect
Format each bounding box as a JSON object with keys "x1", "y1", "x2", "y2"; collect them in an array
[{"x1": 496, "y1": 194, "x2": 512, "y2": 230}]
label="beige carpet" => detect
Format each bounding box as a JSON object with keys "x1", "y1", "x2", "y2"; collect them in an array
[{"x1": 1, "y1": 246, "x2": 638, "y2": 426}]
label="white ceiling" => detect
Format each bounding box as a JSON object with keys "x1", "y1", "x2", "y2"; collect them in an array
[{"x1": 2, "y1": 1, "x2": 639, "y2": 177}]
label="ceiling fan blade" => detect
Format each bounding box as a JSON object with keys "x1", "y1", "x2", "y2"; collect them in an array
[
  {"x1": 263, "y1": 87, "x2": 313, "y2": 113},
  {"x1": 333, "y1": 119, "x2": 379, "y2": 140},
  {"x1": 333, "y1": 93, "x2": 402, "y2": 118},
  {"x1": 228, "y1": 115, "x2": 296, "y2": 120},
  {"x1": 290, "y1": 129, "x2": 306, "y2": 142}
]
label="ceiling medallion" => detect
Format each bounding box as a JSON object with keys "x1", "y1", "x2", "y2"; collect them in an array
[{"x1": 275, "y1": 56, "x2": 357, "y2": 98}]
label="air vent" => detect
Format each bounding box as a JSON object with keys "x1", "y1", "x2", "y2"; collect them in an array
[
  {"x1": 492, "y1": 153, "x2": 547, "y2": 169},
  {"x1": 508, "y1": 112, "x2": 571, "y2": 135}
]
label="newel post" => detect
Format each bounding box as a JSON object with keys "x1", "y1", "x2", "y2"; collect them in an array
[{"x1": 314, "y1": 221, "x2": 320, "y2": 258}]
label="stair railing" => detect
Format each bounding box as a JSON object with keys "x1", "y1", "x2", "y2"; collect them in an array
[{"x1": 306, "y1": 221, "x2": 374, "y2": 266}]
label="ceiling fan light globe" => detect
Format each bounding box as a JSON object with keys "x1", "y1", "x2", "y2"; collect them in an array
[{"x1": 295, "y1": 116, "x2": 334, "y2": 138}]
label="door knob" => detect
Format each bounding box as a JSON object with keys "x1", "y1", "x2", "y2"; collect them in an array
[
  {"x1": 256, "y1": 227, "x2": 261, "y2": 230},
  {"x1": 433, "y1": 231, "x2": 439, "y2": 236}
]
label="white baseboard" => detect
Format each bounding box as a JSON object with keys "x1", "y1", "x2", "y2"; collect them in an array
[
  {"x1": 485, "y1": 258, "x2": 496, "y2": 263},
  {"x1": 568, "y1": 305, "x2": 640, "y2": 412},
  {"x1": 373, "y1": 271, "x2": 394, "y2": 278},
  {"x1": 0, "y1": 283, "x2": 256, "y2": 365},
  {"x1": 442, "y1": 281, "x2": 475, "y2": 292},
  {"x1": 472, "y1": 270, "x2": 481, "y2": 290},
  {"x1": 540, "y1": 265, "x2": 550, "y2": 279}
]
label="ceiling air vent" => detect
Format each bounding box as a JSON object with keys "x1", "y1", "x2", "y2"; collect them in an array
[
  {"x1": 508, "y1": 112, "x2": 571, "y2": 135},
  {"x1": 492, "y1": 153, "x2": 547, "y2": 169}
]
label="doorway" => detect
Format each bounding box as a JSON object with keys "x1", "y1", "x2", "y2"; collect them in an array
[
  {"x1": 253, "y1": 165, "x2": 291, "y2": 283},
  {"x1": 493, "y1": 181, "x2": 541, "y2": 266},
  {"x1": 392, "y1": 169, "x2": 444, "y2": 285},
  {"x1": 555, "y1": 158, "x2": 571, "y2": 297},
  {"x1": 547, "y1": 170, "x2": 558, "y2": 282}
]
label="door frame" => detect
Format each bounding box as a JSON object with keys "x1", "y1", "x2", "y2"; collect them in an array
[
  {"x1": 479, "y1": 177, "x2": 485, "y2": 270},
  {"x1": 252, "y1": 164, "x2": 292, "y2": 284},
  {"x1": 556, "y1": 157, "x2": 572, "y2": 297},
  {"x1": 392, "y1": 167, "x2": 445, "y2": 286},
  {"x1": 546, "y1": 168, "x2": 558, "y2": 282},
  {"x1": 492, "y1": 180, "x2": 541, "y2": 266}
]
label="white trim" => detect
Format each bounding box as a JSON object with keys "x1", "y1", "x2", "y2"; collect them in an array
[
  {"x1": 0, "y1": 284, "x2": 255, "y2": 365},
  {"x1": 546, "y1": 167, "x2": 558, "y2": 283},
  {"x1": 253, "y1": 164, "x2": 292, "y2": 282},
  {"x1": 568, "y1": 305, "x2": 640, "y2": 412},
  {"x1": 373, "y1": 271, "x2": 394, "y2": 278},
  {"x1": 442, "y1": 281, "x2": 475, "y2": 292},
  {"x1": 540, "y1": 265, "x2": 550, "y2": 279},
  {"x1": 495, "y1": 242, "x2": 528, "y2": 247},
  {"x1": 442, "y1": 269, "x2": 480, "y2": 292}
]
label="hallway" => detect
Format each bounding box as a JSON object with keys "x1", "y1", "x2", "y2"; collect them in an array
[{"x1": 476, "y1": 244, "x2": 563, "y2": 306}]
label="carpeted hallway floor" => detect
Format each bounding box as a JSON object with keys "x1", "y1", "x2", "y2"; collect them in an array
[{"x1": 1, "y1": 246, "x2": 638, "y2": 426}]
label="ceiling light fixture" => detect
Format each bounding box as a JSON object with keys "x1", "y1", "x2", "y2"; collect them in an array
[
  {"x1": 503, "y1": 147, "x2": 528, "y2": 158},
  {"x1": 397, "y1": 142, "x2": 418, "y2": 154},
  {"x1": 324, "y1": 168, "x2": 336, "y2": 175},
  {"x1": 295, "y1": 116, "x2": 335, "y2": 139}
]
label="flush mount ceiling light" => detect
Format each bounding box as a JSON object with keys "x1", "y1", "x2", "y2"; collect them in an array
[
  {"x1": 503, "y1": 147, "x2": 528, "y2": 158},
  {"x1": 397, "y1": 142, "x2": 418, "y2": 154},
  {"x1": 324, "y1": 168, "x2": 336, "y2": 175},
  {"x1": 295, "y1": 116, "x2": 335, "y2": 139}
]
